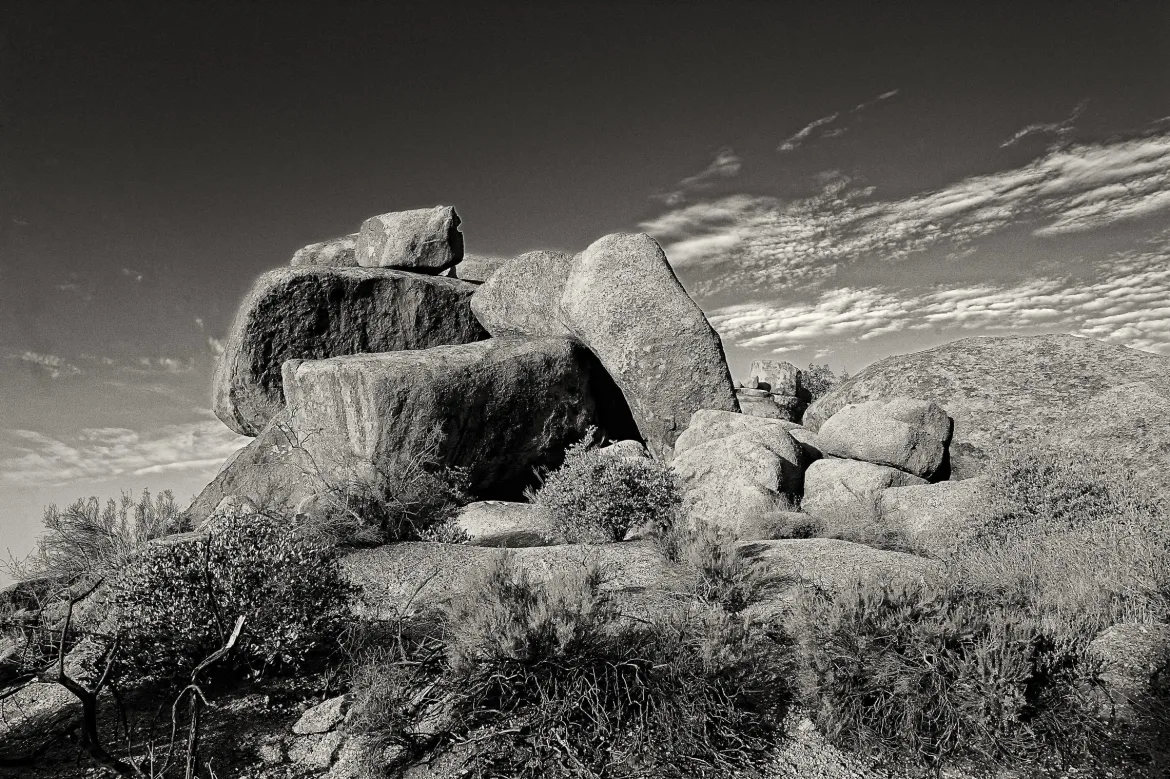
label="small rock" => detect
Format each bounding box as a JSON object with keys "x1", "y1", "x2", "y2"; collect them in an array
[
  {"x1": 292, "y1": 694, "x2": 348, "y2": 735},
  {"x1": 258, "y1": 739, "x2": 285, "y2": 764},
  {"x1": 355, "y1": 205, "x2": 463, "y2": 273}
]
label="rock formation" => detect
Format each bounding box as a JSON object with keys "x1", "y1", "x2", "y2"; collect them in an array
[
  {"x1": 354, "y1": 205, "x2": 464, "y2": 272},
  {"x1": 815, "y1": 397, "x2": 952, "y2": 479},
  {"x1": 290, "y1": 235, "x2": 359, "y2": 267}
]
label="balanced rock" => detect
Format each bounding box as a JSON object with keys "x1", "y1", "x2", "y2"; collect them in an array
[
  {"x1": 749, "y1": 360, "x2": 802, "y2": 396},
  {"x1": 470, "y1": 250, "x2": 575, "y2": 337},
  {"x1": 355, "y1": 205, "x2": 463, "y2": 272},
  {"x1": 283, "y1": 337, "x2": 637, "y2": 498},
  {"x1": 455, "y1": 501, "x2": 556, "y2": 547},
  {"x1": 453, "y1": 253, "x2": 508, "y2": 283},
  {"x1": 291, "y1": 235, "x2": 358, "y2": 268},
  {"x1": 801, "y1": 458, "x2": 926, "y2": 527},
  {"x1": 212, "y1": 267, "x2": 487, "y2": 436},
  {"x1": 803, "y1": 335, "x2": 1170, "y2": 479},
  {"x1": 816, "y1": 397, "x2": 951, "y2": 479},
  {"x1": 561, "y1": 233, "x2": 738, "y2": 459},
  {"x1": 672, "y1": 428, "x2": 804, "y2": 529}
]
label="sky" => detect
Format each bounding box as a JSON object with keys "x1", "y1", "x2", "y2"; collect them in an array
[{"x1": 2, "y1": 1, "x2": 1170, "y2": 580}]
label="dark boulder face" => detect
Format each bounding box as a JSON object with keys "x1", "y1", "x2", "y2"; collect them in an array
[
  {"x1": 803, "y1": 334, "x2": 1170, "y2": 479},
  {"x1": 212, "y1": 267, "x2": 489, "y2": 436},
  {"x1": 283, "y1": 337, "x2": 639, "y2": 499}
]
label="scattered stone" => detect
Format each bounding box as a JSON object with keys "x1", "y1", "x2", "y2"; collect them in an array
[
  {"x1": 455, "y1": 501, "x2": 556, "y2": 547},
  {"x1": 288, "y1": 730, "x2": 345, "y2": 770},
  {"x1": 816, "y1": 397, "x2": 952, "y2": 479},
  {"x1": 469, "y1": 250, "x2": 576, "y2": 338},
  {"x1": 801, "y1": 458, "x2": 927, "y2": 527},
  {"x1": 213, "y1": 267, "x2": 488, "y2": 436},
  {"x1": 453, "y1": 253, "x2": 508, "y2": 283},
  {"x1": 292, "y1": 694, "x2": 349, "y2": 735},
  {"x1": 284, "y1": 337, "x2": 637, "y2": 498},
  {"x1": 672, "y1": 429, "x2": 805, "y2": 529},
  {"x1": 750, "y1": 359, "x2": 802, "y2": 397},
  {"x1": 354, "y1": 205, "x2": 463, "y2": 273},
  {"x1": 291, "y1": 234, "x2": 358, "y2": 267},
  {"x1": 599, "y1": 439, "x2": 649, "y2": 458},
  {"x1": 560, "y1": 233, "x2": 739, "y2": 459}
]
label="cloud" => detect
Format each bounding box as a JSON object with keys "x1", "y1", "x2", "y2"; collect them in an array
[
  {"x1": 657, "y1": 147, "x2": 743, "y2": 205},
  {"x1": 1001, "y1": 99, "x2": 1088, "y2": 148},
  {"x1": 12, "y1": 351, "x2": 83, "y2": 379},
  {"x1": 708, "y1": 245, "x2": 1170, "y2": 355},
  {"x1": 777, "y1": 89, "x2": 899, "y2": 152},
  {"x1": 0, "y1": 420, "x2": 250, "y2": 487},
  {"x1": 208, "y1": 338, "x2": 226, "y2": 357},
  {"x1": 644, "y1": 129, "x2": 1170, "y2": 297}
]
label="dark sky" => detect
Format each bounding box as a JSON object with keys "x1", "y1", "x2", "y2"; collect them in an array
[{"x1": 3, "y1": 1, "x2": 1169, "y2": 576}]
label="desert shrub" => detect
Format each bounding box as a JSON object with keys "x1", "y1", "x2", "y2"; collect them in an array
[
  {"x1": 348, "y1": 554, "x2": 789, "y2": 778},
  {"x1": 531, "y1": 433, "x2": 683, "y2": 543},
  {"x1": 4, "y1": 489, "x2": 183, "y2": 585},
  {"x1": 656, "y1": 518, "x2": 787, "y2": 613},
  {"x1": 803, "y1": 363, "x2": 848, "y2": 402},
  {"x1": 111, "y1": 511, "x2": 352, "y2": 686},
  {"x1": 796, "y1": 576, "x2": 1107, "y2": 774}
]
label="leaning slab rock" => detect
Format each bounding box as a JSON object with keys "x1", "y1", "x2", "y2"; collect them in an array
[
  {"x1": 213, "y1": 267, "x2": 488, "y2": 436},
  {"x1": 354, "y1": 205, "x2": 463, "y2": 273}
]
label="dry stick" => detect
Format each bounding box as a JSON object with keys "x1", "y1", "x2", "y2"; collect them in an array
[{"x1": 184, "y1": 615, "x2": 245, "y2": 779}]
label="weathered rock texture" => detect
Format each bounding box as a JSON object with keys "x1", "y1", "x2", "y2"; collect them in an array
[
  {"x1": 816, "y1": 397, "x2": 952, "y2": 479},
  {"x1": 469, "y1": 250, "x2": 575, "y2": 337},
  {"x1": 674, "y1": 409, "x2": 792, "y2": 454},
  {"x1": 877, "y1": 477, "x2": 989, "y2": 549},
  {"x1": 212, "y1": 267, "x2": 488, "y2": 436},
  {"x1": 291, "y1": 235, "x2": 358, "y2": 267},
  {"x1": 749, "y1": 359, "x2": 802, "y2": 396},
  {"x1": 801, "y1": 458, "x2": 926, "y2": 525},
  {"x1": 455, "y1": 501, "x2": 556, "y2": 547},
  {"x1": 354, "y1": 205, "x2": 463, "y2": 272},
  {"x1": 672, "y1": 428, "x2": 804, "y2": 529},
  {"x1": 283, "y1": 337, "x2": 637, "y2": 498},
  {"x1": 803, "y1": 335, "x2": 1170, "y2": 479},
  {"x1": 453, "y1": 253, "x2": 508, "y2": 283},
  {"x1": 561, "y1": 233, "x2": 738, "y2": 458},
  {"x1": 737, "y1": 538, "x2": 941, "y2": 595}
]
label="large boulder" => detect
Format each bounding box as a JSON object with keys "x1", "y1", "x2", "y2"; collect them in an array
[
  {"x1": 291, "y1": 235, "x2": 358, "y2": 267},
  {"x1": 469, "y1": 250, "x2": 576, "y2": 338},
  {"x1": 212, "y1": 267, "x2": 488, "y2": 436},
  {"x1": 737, "y1": 538, "x2": 941, "y2": 595},
  {"x1": 283, "y1": 337, "x2": 638, "y2": 498},
  {"x1": 452, "y1": 254, "x2": 508, "y2": 283},
  {"x1": 560, "y1": 233, "x2": 739, "y2": 458},
  {"x1": 454, "y1": 501, "x2": 556, "y2": 548},
  {"x1": 816, "y1": 397, "x2": 952, "y2": 479},
  {"x1": 674, "y1": 409, "x2": 794, "y2": 454},
  {"x1": 749, "y1": 360, "x2": 803, "y2": 396},
  {"x1": 876, "y1": 477, "x2": 989, "y2": 551},
  {"x1": 803, "y1": 335, "x2": 1170, "y2": 479},
  {"x1": 672, "y1": 428, "x2": 805, "y2": 529},
  {"x1": 354, "y1": 205, "x2": 463, "y2": 272},
  {"x1": 801, "y1": 458, "x2": 926, "y2": 527}
]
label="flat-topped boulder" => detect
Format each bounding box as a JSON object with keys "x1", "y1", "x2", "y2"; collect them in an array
[
  {"x1": 674, "y1": 408, "x2": 794, "y2": 454},
  {"x1": 749, "y1": 360, "x2": 803, "y2": 396},
  {"x1": 291, "y1": 235, "x2": 358, "y2": 267},
  {"x1": 212, "y1": 267, "x2": 488, "y2": 436},
  {"x1": 455, "y1": 501, "x2": 557, "y2": 547},
  {"x1": 470, "y1": 250, "x2": 575, "y2": 338},
  {"x1": 561, "y1": 233, "x2": 738, "y2": 458},
  {"x1": 803, "y1": 335, "x2": 1170, "y2": 479},
  {"x1": 816, "y1": 397, "x2": 952, "y2": 479},
  {"x1": 283, "y1": 337, "x2": 637, "y2": 498},
  {"x1": 354, "y1": 205, "x2": 463, "y2": 273}
]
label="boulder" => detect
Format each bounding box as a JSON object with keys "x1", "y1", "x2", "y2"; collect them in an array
[
  {"x1": 816, "y1": 397, "x2": 952, "y2": 479},
  {"x1": 293, "y1": 695, "x2": 349, "y2": 735},
  {"x1": 283, "y1": 337, "x2": 638, "y2": 498},
  {"x1": 452, "y1": 253, "x2": 508, "y2": 283},
  {"x1": 1088, "y1": 622, "x2": 1170, "y2": 724},
  {"x1": 771, "y1": 394, "x2": 806, "y2": 422},
  {"x1": 803, "y1": 334, "x2": 1170, "y2": 479},
  {"x1": 788, "y1": 428, "x2": 824, "y2": 461},
  {"x1": 749, "y1": 360, "x2": 802, "y2": 397},
  {"x1": 291, "y1": 234, "x2": 358, "y2": 267},
  {"x1": 739, "y1": 393, "x2": 791, "y2": 420},
  {"x1": 674, "y1": 409, "x2": 795, "y2": 455},
  {"x1": 560, "y1": 233, "x2": 739, "y2": 459},
  {"x1": 737, "y1": 537, "x2": 941, "y2": 595},
  {"x1": 801, "y1": 458, "x2": 927, "y2": 527},
  {"x1": 672, "y1": 429, "x2": 805, "y2": 530},
  {"x1": 455, "y1": 501, "x2": 557, "y2": 547},
  {"x1": 469, "y1": 250, "x2": 575, "y2": 338},
  {"x1": 599, "y1": 439, "x2": 649, "y2": 459},
  {"x1": 213, "y1": 267, "x2": 488, "y2": 436},
  {"x1": 877, "y1": 477, "x2": 989, "y2": 552},
  {"x1": 354, "y1": 205, "x2": 463, "y2": 272}
]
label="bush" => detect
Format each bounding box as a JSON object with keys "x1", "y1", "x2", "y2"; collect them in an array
[
  {"x1": 656, "y1": 518, "x2": 787, "y2": 614},
  {"x1": 803, "y1": 363, "x2": 848, "y2": 402},
  {"x1": 796, "y1": 576, "x2": 1107, "y2": 774},
  {"x1": 348, "y1": 554, "x2": 790, "y2": 778},
  {"x1": 111, "y1": 511, "x2": 352, "y2": 685},
  {"x1": 531, "y1": 434, "x2": 683, "y2": 543}
]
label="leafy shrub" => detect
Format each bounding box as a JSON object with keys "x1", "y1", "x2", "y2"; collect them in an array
[
  {"x1": 803, "y1": 363, "x2": 848, "y2": 402},
  {"x1": 656, "y1": 518, "x2": 786, "y2": 614},
  {"x1": 796, "y1": 576, "x2": 1107, "y2": 774},
  {"x1": 531, "y1": 433, "x2": 683, "y2": 543},
  {"x1": 112, "y1": 511, "x2": 352, "y2": 685}
]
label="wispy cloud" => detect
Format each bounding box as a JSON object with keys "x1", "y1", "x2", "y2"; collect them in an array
[
  {"x1": 656, "y1": 147, "x2": 743, "y2": 206},
  {"x1": 708, "y1": 244, "x2": 1170, "y2": 355},
  {"x1": 0, "y1": 420, "x2": 249, "y2": 487},
  {"x1": 777, "y1": 89, "x2": 899, "y2": 152},
  {"x1": 1001, "y1": 99, "x2": 1088, "y2": 148},
  {"x1": 12, "y1": 351, "x2": 83, "y2": 379}
]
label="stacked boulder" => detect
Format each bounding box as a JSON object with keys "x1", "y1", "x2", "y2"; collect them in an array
[
  {"x1": 189, "y1": 208, "x2": 739, "y2": 524},
  {"x1": 736, "y1": 360, "x2": 809, "y2": 422}
]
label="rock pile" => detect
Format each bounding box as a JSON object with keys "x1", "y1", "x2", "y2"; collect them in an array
[{"x1": 736, "y1": 359, "x2": 809, "y2": 422}]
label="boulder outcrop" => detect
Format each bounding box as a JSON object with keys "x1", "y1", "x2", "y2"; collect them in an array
[
  {"x1": 454, "y1": 501, "x2": 556, "y2": 547},
  {"x1": 283, "y1": 337, "x2": 637, "y2": 498},
  {"x1": 452, "y1": 253, "x2": 508, "y2": 283},
  {"x1": 801, "y1": 458, "x2": 926, "y2": 525},
  {"x1": 560, "y1": 233, "x2": 738, "y2": 458},
  {"x1": 674, "y1": 409, "x2": 793, "y2": 454},
  {"x1": 876, "y1": 477, "x2": 988, "y2": 551},
  {"x1": 354, "y1": 206, "x2": 463, "y2": 272},
  {"x1": 815, "y1": 397, "x2": 952, "y2": 479},
  {"x1": 804, "y1": 334, "x2": 1170, "y2": 478},
  {"x1": 212, "y1": 267, "x2": 488, "y2": 436},
  {"x1": 749, "y1": 360, "x2": 803, "y2": 396},
  {"x1": 291, "y1": 235, "x2": 358, "y2": 267},
  {"x1": 469, "y1": 250, "x2": 575, "y2": 338}
]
